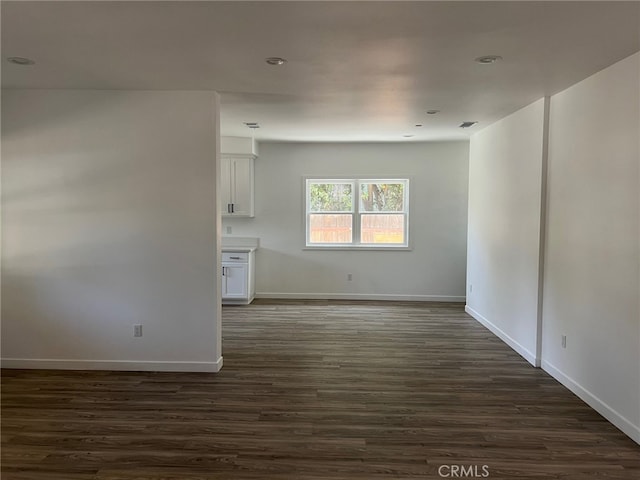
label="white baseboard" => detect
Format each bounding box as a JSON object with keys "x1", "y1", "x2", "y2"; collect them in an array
[
  {"x1": 542, "y1": 360, "x2": 640, "y2": 445},
  {"x1": 256, "y1": 292, "x2": 466, "y2": 302},
  {"x1": 465, "y1": 305, "x2": 538, "y2": 366},
  {"x1": 1, "y1": 356, "x2": 224, "y2": 373}
]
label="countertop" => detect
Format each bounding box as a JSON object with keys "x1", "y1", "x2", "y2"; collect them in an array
[
  {"x1": 221, "y1": 236, "x2": 259, "y2": 253},
  {"x1": 222, "y1": 247, "x2": 257, "y2": 253}
]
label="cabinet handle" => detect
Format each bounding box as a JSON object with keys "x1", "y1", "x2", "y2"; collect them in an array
[
  {"x1": 231, "y1": 203, "x2": 235, "y2": 213},
  {"x1": 227, "y1": 204, "x2": 231, "y2": 214},
  {"x1": 222, "y1": 267, "x2": 226, "y2": 276},
  {"x1": 229, "y1": 256, "x2": 241, "y2": 260}
]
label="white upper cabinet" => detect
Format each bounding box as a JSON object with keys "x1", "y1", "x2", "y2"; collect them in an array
[
  {"x1": 221, "y1": 137, "x2": 257, "y2": 218},
  {"x1": 221, "y1": 155, "x2": 255, "y2": 217}
]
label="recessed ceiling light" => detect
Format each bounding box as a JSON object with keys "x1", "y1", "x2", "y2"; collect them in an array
[
  {"x1": 474, "y1": 55, "x2": 503, "y2": 65},
  {"x1": 7, "y1": 56, "x2": 35, "y2": 66},
  {"x1": 415, "y1": 124, "x2": 423, "y2": 127},
  {"x1": 403, "y1": 134, "x2": 414, "y2": 138},
  {"x1": 265, "y1": 57, "x2": 287, "y2": 66},
  {"x1": 426, "y1": 110, "x2": 440, "y2": 115},
  {"x1": 459, "y1": 121, "x2": 478, "y2": 128}
]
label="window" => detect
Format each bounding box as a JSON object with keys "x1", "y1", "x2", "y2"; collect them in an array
[{"x1": 305, "y1": 178, "x2": 409, "y2": 248}]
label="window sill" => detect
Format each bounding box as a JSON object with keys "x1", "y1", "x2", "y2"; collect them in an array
[{"x1": 303, "y1": 245, "x2": 412, "y2": 252}]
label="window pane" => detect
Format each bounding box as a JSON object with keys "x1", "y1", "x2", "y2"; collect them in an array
[
  {"x1": 309, "y1": 183, "x2": 353, "y2": 212},
  {"x1": 309, "y1": 214, "x2": 352, "y2": 244},
  {"x1": 360, "y1": 214, "x2": 405, "y2": 244},
  {"x1": 360, "y1": 183, "x2": 404, "y2": 212}
]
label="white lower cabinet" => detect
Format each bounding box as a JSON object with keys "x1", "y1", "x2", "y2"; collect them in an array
[
  {"x1": 221, "y1": 250, "x2": 255, "y2": 305},
  {"x1": 222, "y1": 263, "x2": 247, "y2": 298}
]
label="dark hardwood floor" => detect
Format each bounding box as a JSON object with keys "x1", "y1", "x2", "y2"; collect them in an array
[{"x1": 2, "y1": 300, "x2": 639, "y2": 479}]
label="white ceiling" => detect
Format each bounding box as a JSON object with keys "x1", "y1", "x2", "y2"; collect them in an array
[{"x1": 2, "y1": 1, "x2": 639, "y2": 142}]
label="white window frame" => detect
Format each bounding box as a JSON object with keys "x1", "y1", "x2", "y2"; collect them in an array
[{"x1": 304, "y1": 177, "x2": 410, "y2": 250}]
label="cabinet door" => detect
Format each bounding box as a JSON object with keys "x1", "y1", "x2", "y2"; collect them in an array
[
  {"x1": 220, "y1": 157, "x2": 233, "y2": 214},
  {"x1": 222, "y1": 263, "x2": 248, "y2": 298},
  {"x1": 230, "y1": 157, "x2": 254, "y2": 217}
]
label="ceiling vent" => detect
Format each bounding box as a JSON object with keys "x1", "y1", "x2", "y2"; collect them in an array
[
  {"x1": 7, "y1": 56, "x2": 35, "y2": 65},
  {"x1": 459, "y1": 121, "x2": 478, "y2": 128},
  {"x1": 474, "y1": 55, "x2": 502, "y2": 65}
]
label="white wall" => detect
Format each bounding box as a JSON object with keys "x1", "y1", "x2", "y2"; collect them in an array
[
  {"x1": 223, "y1": 142, "x2": 469, "y2": 301},
  {"x1": 542, "y1": 52, "x2": 640, "y2": 443},
  {"x1": 465, "y1": 52, "x2": 640, "y2": 443},
  {"x1": 1, "y1": 89, "x2": 222, "y2": 372},
  {"x1": 466, "y1": 99, "x2": 546, "y2": 366}
]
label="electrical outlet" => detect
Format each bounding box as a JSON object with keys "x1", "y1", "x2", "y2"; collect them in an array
[
  {"x1": 226, "y1": 226, "x2": 232, "y2": 234},
  {"x1": 347, "y1": 273, "x2": 353, "y2": 281},
  {"x1": 561, "y1": 335, "x2": 567, "y2": 348},
  {"x1": 134, "y1": 324, "x2": 143, "y2": 337}
]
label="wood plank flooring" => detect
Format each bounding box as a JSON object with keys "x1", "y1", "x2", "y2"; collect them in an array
[{"x1": 2, "y1": 300, "x2": 639, "y2": 479}]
